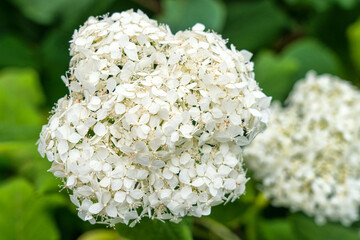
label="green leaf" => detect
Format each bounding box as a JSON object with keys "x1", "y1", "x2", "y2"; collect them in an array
[
  {"x1": 59, "y1": 0, "x2": 117, "y2": 30},
  {"x1": 348, "y1": 17, "x2": 360, "y2": 72},
  {"x1": 8, "y1": 0, "x2": 69, "y2": 24},
  {"x1": 222, "y1": 0, "x2": 290, "y2": 52},
  {"x1": 0, "y1": 178, "x2": 65, "y2": 240},
  {"x1": 0, "y1": 141, "x2": 60, "y2": 193},
  {"x1": 8, "y1": 0, "x2": 119, "y2": 27},
  {"x1": 0, "y1": 68, "x2": 44, "y2": 108},
  {"x1": 195, "y1": 217, "x2": 240, "y2": 240},
  {"x1": 259, "y1": 219, "x2": 297, "y2": 240},
  {"x1": 306, "y1": 6, "x2": 360, "y2": 61},
  {"x1": 283, "y1": 0, "x2": 359, "y2": 11},
  {"x1": 282, "y1": 38, "x2": 343, "y2": 80},
  {"x1": 78, "y1": 229, "x2": 125, "y2": 240},
  {"x1": 40, "y1": 30, "x2": 69, "y2": 106},
  {"x1": 290, "y1": 214, "x2": 360, "y2": 240},
  {"x1": 0, "y1": 35, "x2": 37, "y2": 68},
  {"x1": 0, "y1": 69, "x2": 57, "y2": 191},
  {"x1": 0, "y1": 68, "x2": 45, "y2": 141},
  {"x1": 158, "y1": 0, "x2": 226, "y2": 32},
  {"x1": 254, "y1": 51, "x2": 299, "y2": 101},
  {"x1": 116, "y1": 217, "x2": 193, "y2": 240},
  {"x1": 209, "y1": 200, "x2": 253, "y2": 228},
  {"x1": 254, "y1": 38, "x2": 344, "y2": 102},
  {"x1": 209, "y1": 193, "x2": 269, "y2": 240}
]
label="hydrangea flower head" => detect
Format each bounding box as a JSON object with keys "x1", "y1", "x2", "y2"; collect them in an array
[
  {"x1": 245, "y1": 71, "x2": 360, "y2": 226},
  {"x1": 38, "y1": 9, "x2": 271, "y2": 226}
]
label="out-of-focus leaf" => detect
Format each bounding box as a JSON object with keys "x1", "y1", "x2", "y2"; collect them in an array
[
  {"x1": 60, "y1": 0, "x2": 100, "y2": 29},
  {"x1": 116, "y1": 217, "x2": 192, "y2": 240},
  {"x1": 290, "y1": 214, "x2": 360, "y2": 240},
  {"x1": 307, "y1": 6, "x2": 359, "y2": 61},
  {"x1": 210, "y1": 200, "x2": 252, "y2": 228},
  {"x1": 195, "y1": 217, "x2": 240, "y2": 240},
  {"x1": 60, "y1": 0, "x2": 117, "y2": 30},
  {"x1": 222, "y1": 0, "x2": 290, "y2": 52},
  {"x1": 240, "y1": 176, "x2": 257, "y2": 203},
  {"x1": 7, "y1": 0, "x2": 118, "y2": 28},
  {"x1": 282, "y1": 38, "x2": 343, "y2": 80},
  {"x1": 259, "y1": 219, "x2": 297, "y2": 240},
  {"x1": 0, "y1": 35, "x2": 37, "y2": 68},
  {"x1": 254, "y1": 38, "x2": 343, "y2": 102},
  {"x1": 0, "y1": 68, "x2": 58, "y2": 191},
  {"x1": 348, "y1": 18, "x2": 360, "y2": 72},
  {"x1": 283, "y1": 0, "x2": 358, "y2": 11},
  {"x1": 0, "y1": 141, "x2": 60, "y2": 193},
  {"x1": 254, "y1": 51, "x2": 298, "y2": 101},
  {"x1": 8, "y1": 0, "x2": 68, "y2": 24},
  {"x1": 0, "y1": 68, "x2": 44, "y2": 108},
  {"x1": 41, "y1": 30, "x2": 69, "y2": 106},
  {"x1": 0, "y1": 68, "x2": 45, "y2": 141},
  {"x1": 0, "y1": 178, "x2": 65, "y2": 240},
  {"x1": 158, "y1": 0, "x2": 226, "y2": 32},
  {"x1": 336, "y1": 0, "x2": 359, "y2": 8},
  {"x1": 210, "y1": 192, "x2": 269, "y2": 239},
  {"x1": 78, "y1": 229, "x2": 124, "y2": 240}
]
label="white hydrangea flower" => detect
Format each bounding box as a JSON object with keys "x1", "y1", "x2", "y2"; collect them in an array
[
  {"x1": 244, "y1": 71, "x2": 360, "y2": 226},
  {"x1": 38, "y1": 9, "x2": 271, "y2": 227}
]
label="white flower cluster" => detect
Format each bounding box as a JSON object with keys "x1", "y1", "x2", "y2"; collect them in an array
[
  {"x1": 245, "y1": 71, "x2": 360, "y2": 226},
  {"x1": 38, "y1": 9, "x2": 271, "y2": 226}
]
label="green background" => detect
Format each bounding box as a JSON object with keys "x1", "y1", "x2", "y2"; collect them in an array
[{"x1": 1, "y1": 0, "x2": 360, "y2": 239}]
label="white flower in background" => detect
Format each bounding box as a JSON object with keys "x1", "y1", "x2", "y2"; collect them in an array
[
  {"x1": 37, "y1": 9, "x2": 271, "y2": 226},
  {"x1": 245, "y1": 71, "x2": 360, "y2": 226}
]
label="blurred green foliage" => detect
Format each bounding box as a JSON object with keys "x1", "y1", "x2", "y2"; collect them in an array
[
  {"x1": 1, "y1": 0, "x2": 360, "y2": 239},
  {"x1": 0, "y1": 179, "x2": 65, "y2": 240},
  {"x1": 223, "y1": 1, "x2": 290, "y2": 52},
  {"x1": 158, "y1": 0, "x2": 226, "y2": 32},
  {"x1": 348, "y1": 17, "x2": 360, "y2": 73},
  {"x1": 116, "y1": 218, "x2": 193, "y2": 240},
  {"x1": 0, "y1": 69, "x2": 44, "y2": 141}
]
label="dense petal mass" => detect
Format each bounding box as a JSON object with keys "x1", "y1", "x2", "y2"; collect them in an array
[
  {"x1": 38, "y1": 9, "x2": 270, "y2": 226},
  {"x1": 245, "y1": 71, "x2": 360, "y2": 226}
]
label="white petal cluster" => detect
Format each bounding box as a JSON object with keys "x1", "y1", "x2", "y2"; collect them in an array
[
  {"x1": 245, "y1": 71, "x2": 360, "y2": 226},
  {"x1": 38, "y1": 10, "x2": 270, "y2": 226}
]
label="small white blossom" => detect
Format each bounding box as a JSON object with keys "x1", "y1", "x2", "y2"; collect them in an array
[
  {"x1": 245, "y1": 71, "x2": 360, "y2": 226},
  {"x1": 38, "y1": 9, "x2": 270, "y2": 227}
]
